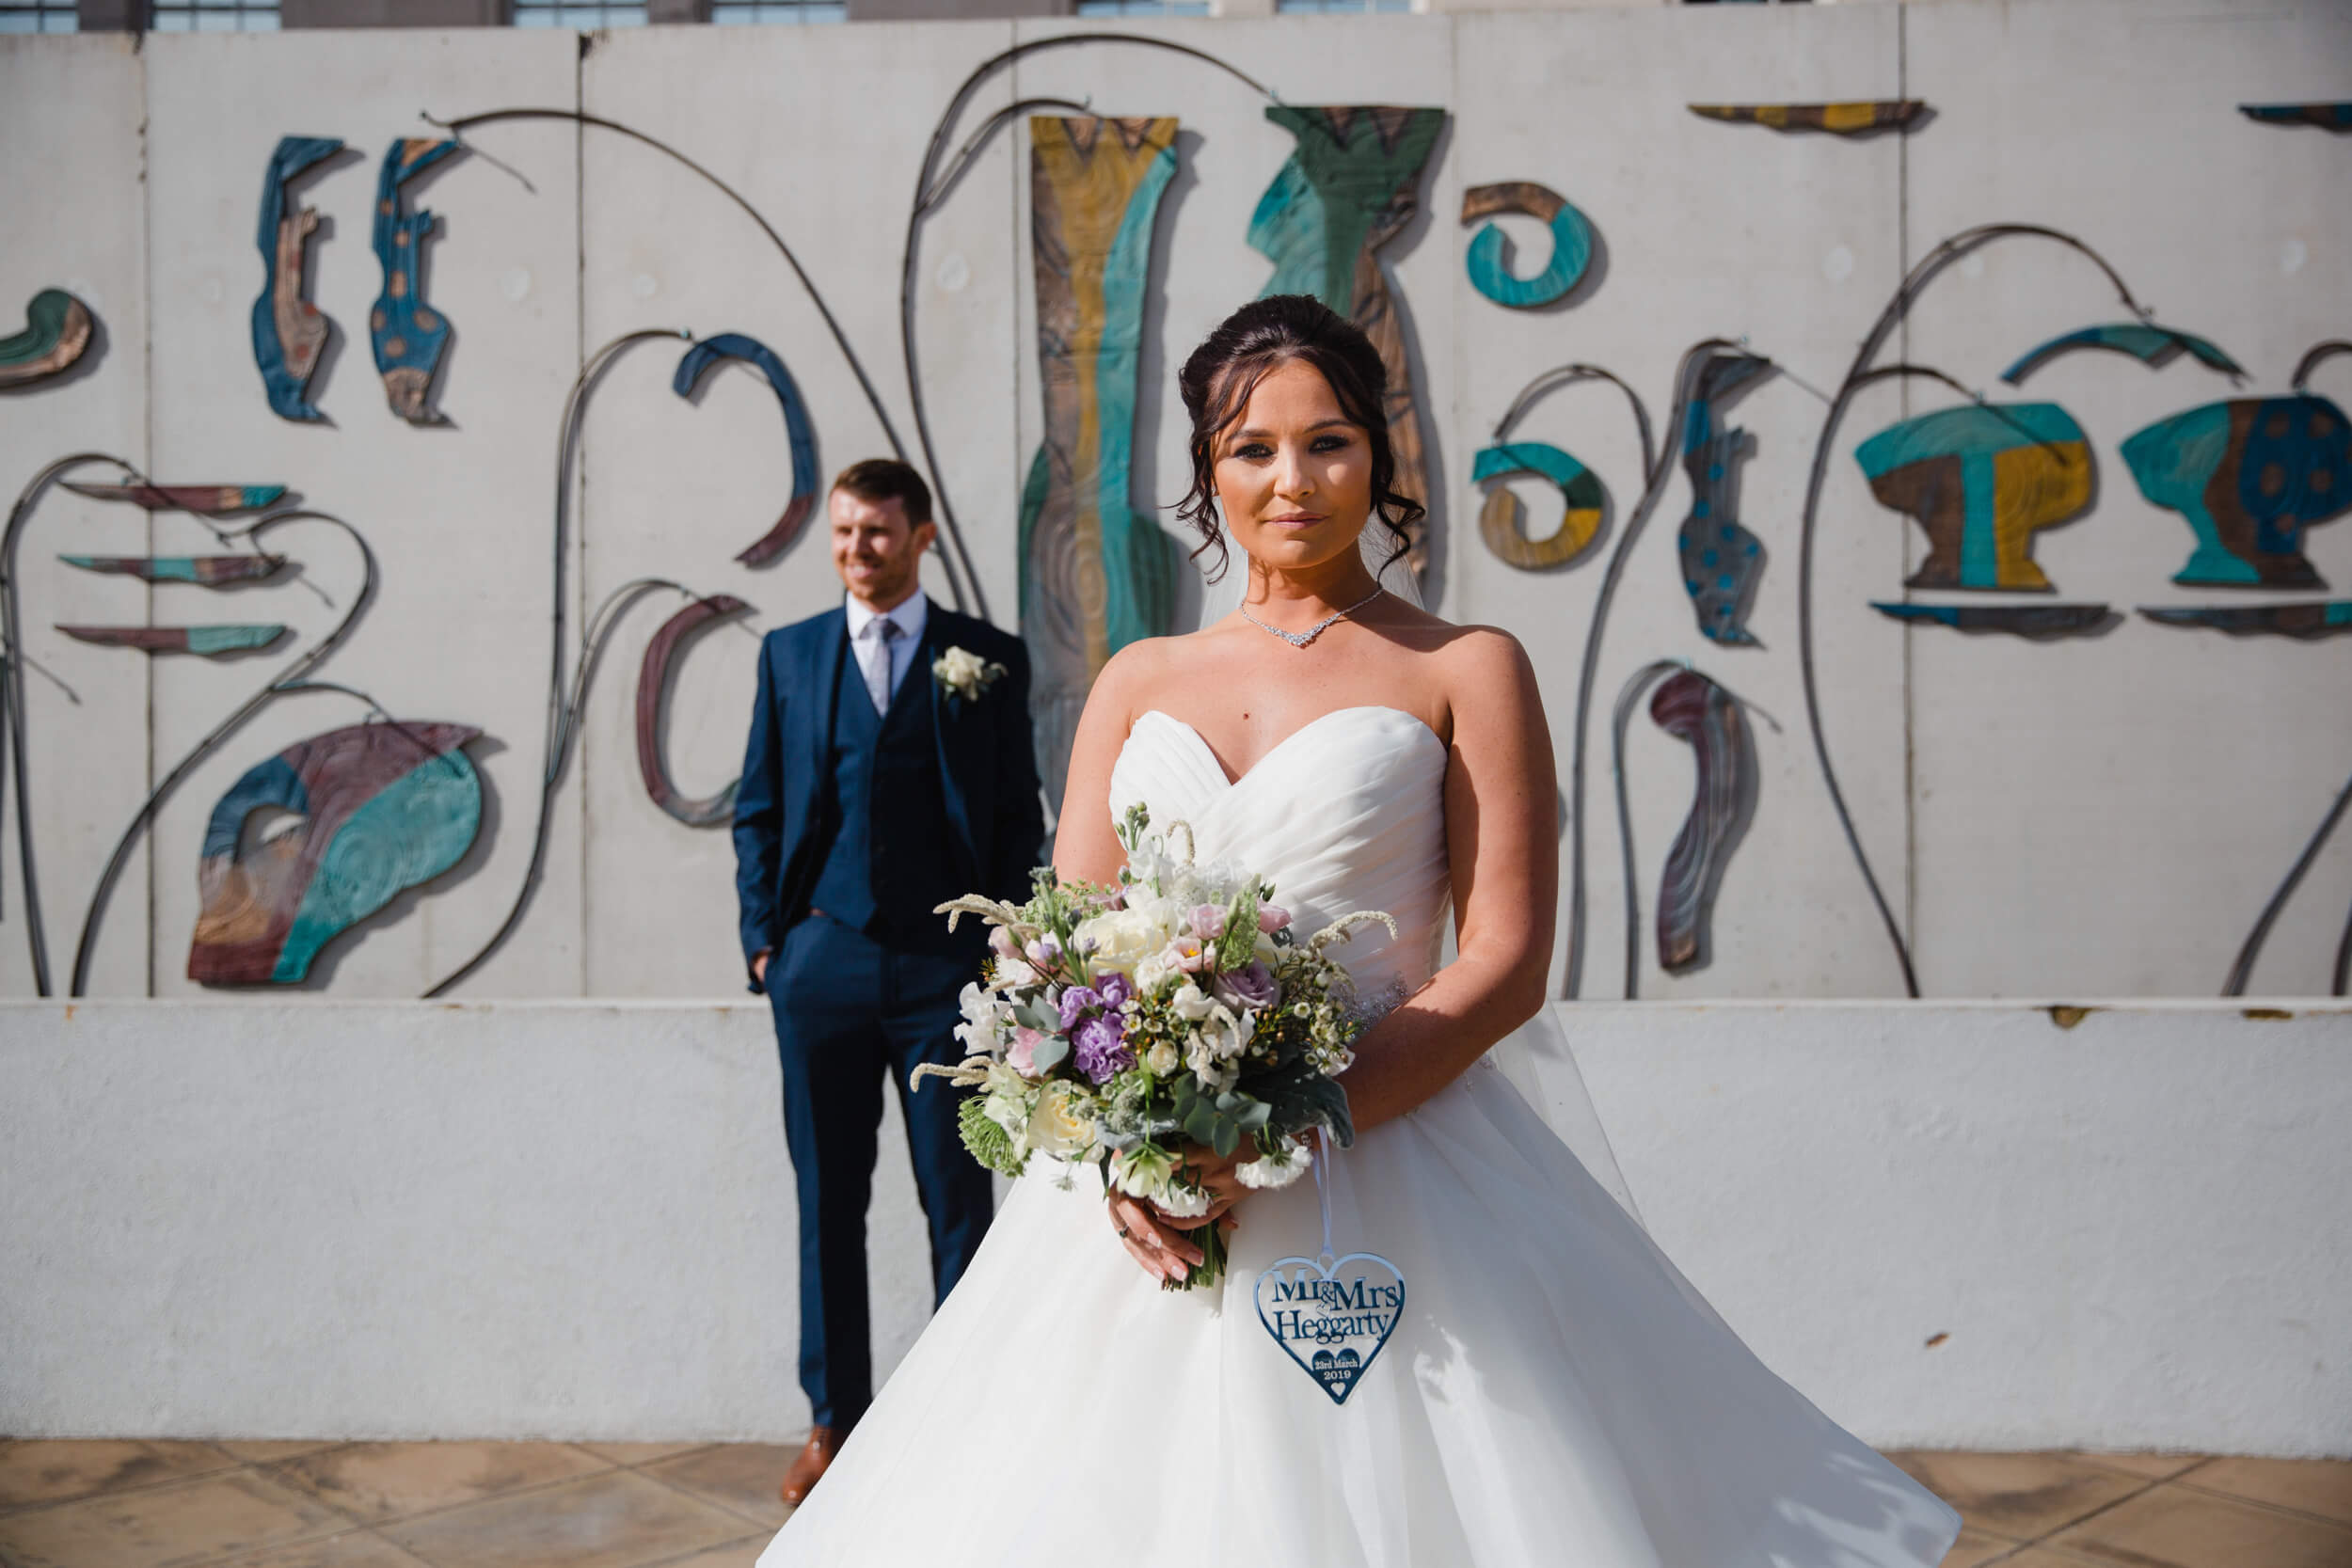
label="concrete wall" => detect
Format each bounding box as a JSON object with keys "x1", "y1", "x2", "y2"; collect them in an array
[
  {"x1": 3, "y1": 998, "x2": 2345, "y2": 1453},
  {"x1": 3, "y1": 0, "x2": 2350, "y2": 1005}
]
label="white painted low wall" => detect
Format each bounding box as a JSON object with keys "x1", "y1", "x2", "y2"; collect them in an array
[{"x1": 3, "y1": 999, "x2": 2346, "y2": 1454}]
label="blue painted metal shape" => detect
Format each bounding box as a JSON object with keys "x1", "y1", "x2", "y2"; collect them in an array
[
  {"x1": 672, "y1": 332, "x2": 820, "y2": 566},
  {"x1": 1677, "y1": 352, "x2": 1772, "y2": 643},
  {"x1": 371, "y1": 137, "x2": 465, "y2": 424},
  {"x1": 251, "y1": 135, "x2": 343, "y2": 422}
]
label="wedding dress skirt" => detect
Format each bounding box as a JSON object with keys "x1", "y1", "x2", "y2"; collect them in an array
[{"x1": 760, "y1": 706, "x2": 1962, "y2": 1567}]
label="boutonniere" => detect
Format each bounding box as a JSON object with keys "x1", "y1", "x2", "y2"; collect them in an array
[{"x1": 932, "y1": 645, "x2": 1008, "y2": 703}]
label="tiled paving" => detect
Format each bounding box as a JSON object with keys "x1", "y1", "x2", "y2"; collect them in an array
[{"x1": 0, "y1": 1439, "x2": 2344, "y2": 1567}]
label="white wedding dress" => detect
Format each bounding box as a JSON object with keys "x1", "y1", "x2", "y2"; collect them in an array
[{"x1": 761, "y1": 705, "x2": 1962, "y2": 1567}]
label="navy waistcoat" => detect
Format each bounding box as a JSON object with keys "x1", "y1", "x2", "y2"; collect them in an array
[{"x1": 808, "y1": 635, "x2": 967, "y2": 953}]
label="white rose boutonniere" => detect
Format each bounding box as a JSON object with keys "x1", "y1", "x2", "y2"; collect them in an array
[{"x1": 932, "y1": 644, "x2": 1008, "y2": 703}]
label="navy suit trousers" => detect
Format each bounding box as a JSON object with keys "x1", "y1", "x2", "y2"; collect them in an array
[{"x1": 767, "y1": 913, "x2": 993, "y2": 1430}]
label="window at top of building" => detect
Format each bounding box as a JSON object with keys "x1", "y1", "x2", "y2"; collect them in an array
[
  {"x1": 0, "y1": 0, "x2": 75, "y2": 34},
  {"x1": 513, "y1": 0, "x2": 648, "y2": 26},
  {"x1": 1273, "y1": 0, "x2": 1412, "y2": 13},
  {"x1": 1074, "y1": 0, "x2": 1211, "y2": 16},
  {"x1": 711, "y1": 0, "x2": 847, "y2": 23},
  {"x1": 149, "y1": 0, "x2": 278, "y2": 30}
]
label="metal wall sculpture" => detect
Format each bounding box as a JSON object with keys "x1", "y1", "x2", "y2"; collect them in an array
[
  {"x1": 1999, "y1": 323, "x2": 2244, "y2": 386},
  {"x1": 62, "y1": 481, "x2": 286, "y2": 515},
  {"x1": 2238, "y1": 103, "x2": 2352, "y2": 130},
  {"x1": 190, "y1": 721, "x2": 482, "y2": 985},
  {"x1": 1023, "y1": 114, "x2": 1182, "y2": 816},
  {"x1": 1647, "y1": 669, "x2": 1756, "y2": 976},
  {"x1": 61, "y1": 553, "x2": 285, "y2": 585},
  {"x1": 1460, "y1": 182, "x2": 1592, "y2": 309},
  {"x1": 57, "y1": 624, "x2": 288, "y2": 656},
  {"x1": 1869, "y1": 601, "x2": 2114, "y2": 640},
  {"x1": 2119, "y1": 394, "x2": 2349, "y2": 588},
  {"x1": 1470, "y1": 442, "x2": 1606, "y2": 570},
  {"x1": 672, "y1": 332, "x2": 820, "y2": 567},
  {"x1": 1677, "y1": 353, "x2": 1771, "y2": 644},
  {"x1": 0, "y1": 289, "x2": 96, "y2": 389},
  {"x1": 253, "y1": 135, "x2": 344, "y2": 423},
  {"x1": 1251, "y1": 103, "x2": 1446, "y2": 573},
  {"x1": 636, "y1": 594, "x2": 751, "y2": 828},
  {"x1": 2139, "y1": 602, "x2": 2352, "y2": 640},
  {"x1": 371, "y1": 137, "x2": 464, "y2": 424},
  {"x1": 1854, "y1": 404, "x2": 2093, "y2": 592},
  {"x1": 1688, "y1": 102, "x2": 1925, "y2": 135}
]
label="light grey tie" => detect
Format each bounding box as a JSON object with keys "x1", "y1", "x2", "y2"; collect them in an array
[{"x1": 861, "y1": 617, "x2": 900, "y2": 715}]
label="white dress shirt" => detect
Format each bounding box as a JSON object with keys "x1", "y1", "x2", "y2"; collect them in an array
[{"x1": 843, "y1": 591, "x2": 929, "y2": 712}]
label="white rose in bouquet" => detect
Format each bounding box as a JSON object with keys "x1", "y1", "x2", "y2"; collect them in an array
[
  {"x1": 1025, "y1": 1082, "x2": 1093, "y2": 1158},
  {"x1": 1070, "y1": 907, "x2": 1165, "y2": 977}
]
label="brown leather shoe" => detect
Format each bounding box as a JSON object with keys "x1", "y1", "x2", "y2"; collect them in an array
[{"x1": 779, "y1": 1426, "x2": 841, "y2": 1506}]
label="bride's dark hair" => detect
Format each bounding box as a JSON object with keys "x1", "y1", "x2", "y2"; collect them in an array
[{"x1": 1174, "y1": 294, "x2": 1422, "y2": 582}]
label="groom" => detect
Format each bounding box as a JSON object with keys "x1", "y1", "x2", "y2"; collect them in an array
[{"x1": 734, "y1": 458, "x2": 1043, "y2": 1504}]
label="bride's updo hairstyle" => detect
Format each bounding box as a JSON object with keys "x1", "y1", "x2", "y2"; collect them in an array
[{"x1": 1174, "y1": 293, "x2": 1424, "y2": 581}]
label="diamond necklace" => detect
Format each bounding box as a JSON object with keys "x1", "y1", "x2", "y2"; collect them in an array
[{"x1": 1239, "y1": 585, "x2": 1386, "y2": 648}]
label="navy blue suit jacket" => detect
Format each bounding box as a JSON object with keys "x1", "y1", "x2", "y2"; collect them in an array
[{"x1": 733, "y1": 600, "x2": 1044, "y2": 992}]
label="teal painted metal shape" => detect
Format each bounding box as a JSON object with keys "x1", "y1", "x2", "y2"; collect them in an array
[
  {"x1": 1460, "y1": 182, "x2": 1593, "y2": 309},
  {"x1": 1999, "y1": 322, "x2": 2245, "y2": 387}
]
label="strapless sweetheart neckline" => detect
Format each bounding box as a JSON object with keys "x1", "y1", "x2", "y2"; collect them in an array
[{"x1": 1132, "y1": 705, "x2": 1445, "y2": 788}]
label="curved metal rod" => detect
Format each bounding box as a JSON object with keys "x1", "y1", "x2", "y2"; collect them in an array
[
  {"x1": 901, "y1": 33, "x2": 1276, "y2": 627},
  {"x1": 1790, "y1": 224, "x2": 2147, "y2": 1001},
  {"x1": 921, "y1": 96, "x2": 1090, "y2": 214},
  {"x1": 1, "y1": 451, "x2": 146, "y2": 994},
  {"x1": 1491, "y1": 363, "x2": 1656, "y2": 479},
  {"x1": 2292, "y1": 339, "x2": 2352, "y2": 392},
  {"x1": 2223, "y1": 764, "x2": 2352, "y2": 997},
  {"x1": 422, "y1": 106, "x2": 970, "y2": 615},
  {"x1": 2335, "y1": 892, "x2": 2351, "y2": 999},
  {"x1": 421, "y1": 573, "x2": 723, "y2": 998},
  {"x1": 1560, "y1": 339, "x2": 1742, "y2": 998},
  {"x1": 71, "y1": 509, "x2": 377, "y2": 997},
  {"x1": 422, "y1": 332, "x2": 688, "y2": 998}
]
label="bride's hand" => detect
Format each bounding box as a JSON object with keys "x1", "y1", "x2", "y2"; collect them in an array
[
  {"x1": 1156, "y1": 1144, "x2": 1248, "y2": 1231},
  {"x1": 1104, "y1": 1145, "x2": 1246, "y2": 1282},
  {"x1": 1107, "y1": 1189, "x2": 1225, "y2": 1283}
]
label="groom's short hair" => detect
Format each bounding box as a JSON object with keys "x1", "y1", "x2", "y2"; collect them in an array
[{"x1": 831, "y1": 458, "x2": 933, "y2": 527}]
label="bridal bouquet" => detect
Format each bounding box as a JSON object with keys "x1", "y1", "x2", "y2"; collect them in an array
[{"x1": 918, "y1": 804, "x2": 1394, "y2": 1290}]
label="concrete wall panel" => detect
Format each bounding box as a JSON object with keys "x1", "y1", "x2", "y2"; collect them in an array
[
  {"x1": 5, "y1": 997, "x2": 2344, "y2": 1452},
  {"x1": 0, "y1": 37, "x2": 152, "y2": 1000},
  {"x1": 1902, "y1": 0, "x2": 2352, "y2": 998},
  {"x1": 140, "y1": 30, "x2": 583, "y2": 999},
  {"x1": 4, "y1": 4, "x2": 2350, "y2": 1002},
  {"x1": 1451, "y1": 6, "x2": 1913, "y2": 999},
  {"x1": 577, "y1": 21, "x2": 1021, "y2": 996}
]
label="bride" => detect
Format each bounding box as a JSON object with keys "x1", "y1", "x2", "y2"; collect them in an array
[{"x1": 759, "y1": 295, "x2": 1963, "y2": 1566}]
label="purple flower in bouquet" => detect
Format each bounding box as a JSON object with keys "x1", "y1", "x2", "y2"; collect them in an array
[
  {"x1": 1188, "y1": 903, "x2": 1227, "y2": 941},
  {"x1": 1071, "y1": 1015, "x2": 1133, "y2": 1084},
  {"x1": 1025, "y1": 934, "x2": 1062, "y2": 968},
  {"x1": 1214, "y1": 959, "x2": 1280, "y2": 1014},
  {"x1": 1097, "y1": 972, "x2": 1135, "y2": 1011},
  {"x1": 1057, "y1": 985, "x2": 1103, "y2": 1032}
]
